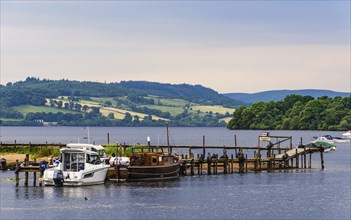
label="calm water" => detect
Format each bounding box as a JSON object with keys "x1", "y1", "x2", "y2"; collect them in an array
[{"x1": 0, "y1": 127, "x2": 350, "y2": 219}]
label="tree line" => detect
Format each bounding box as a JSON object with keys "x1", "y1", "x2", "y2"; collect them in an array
[{"x1": 227, "y1": 95, "x2": 351, "y2": 131}]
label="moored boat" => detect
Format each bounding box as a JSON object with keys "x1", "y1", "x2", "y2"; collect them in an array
[
  {"x1": 312, "y1": 136, "x2": 334, "y2": 144},
  {"x1": 342, "y1": 130, "x2": 351, "y2": 139},
  {"x1": 127, "y1": 125, "x2": 181, "y2": 181},
  {"x1": 43, "y1": 144, "x2": 110, "y2": 186},
  {"x1": 127, "y1": 152, "x2": 180, "y2": 181},
  {"x1": 304, "y1": 141, "x2": 337, "y2": 152}
]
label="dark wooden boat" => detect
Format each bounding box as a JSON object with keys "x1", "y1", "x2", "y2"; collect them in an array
[{"x1": 127, "y1": 152, "x2": 181, "y2": 181}]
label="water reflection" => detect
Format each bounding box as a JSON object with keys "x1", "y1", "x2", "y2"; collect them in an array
[{"x1": 1, "y1": 128, "x2": 350, "y2": 219}]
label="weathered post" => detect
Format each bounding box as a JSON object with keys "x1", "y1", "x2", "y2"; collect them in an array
[
  {"x1": 303, "y1": 147, "x2": 307, "y2": 169},
  {"x1": 190, "y1": 158, "x2": 194, "y2": 176},
  {"x1": 199, "y1": 154, "x2": 204, "y2": 175},
  {"x1": 214, "y1": 155, "x2": 218, "y2": 174},
  {"x1": 230, "y1": 154, "x2": 234, "y2": 174},
  {"x1": 184, "y1": 155, "x2": 188, "y2": 175},
  {"x1": 234, "y1": 134, "x2": 237, "y2": 146},
  {"x1": 320, "y1": 149, "x2": 324, "y2": 170},
  {"x1": 245, "y1": 154, "x2": 248, "y2": 173},
  {"x1": 107, "y1": 132, "x2": 110, "y2": 145},
  {"x1": 207, "y1": 153, "x2": 212, "y2": 175},
  {"x1": 24, "y1": 154, "x2": 29, "y2": 186},
  {"x1": 33, "y1": 158, "x2": 37, "y2": 186},
  {"x1": 253, "y1": 151, "x2": 257, "y2": 172},
  {"x1": 223, "y1": 156, "x2": 228, "y2": 174},
  {"x1": 295, "y1": 149, "x2": 299, "y2": 168},
  {"x1": 238, "y1": 149, "x2": 245, "y2": 174},
  {"x1": 284, "y1": 151, "x2": 289, "y2": 168},
  {"x1": 202, "y1": 135, "x2": 206, "y2": 156},
  {"x1": 309, "y1": 152, "x2": 312, "y2": 168},
  {"x1": 197, "y1": 155, "x2": 200, "y2": 175},
  {"x1": 15, "y1": 159, "x2": 19, "y2": 187},
  {"x1": 258, "y1": 151, "x2": 262, "y2": 172}
]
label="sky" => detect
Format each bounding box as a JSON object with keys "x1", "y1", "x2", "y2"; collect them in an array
[{"x1": 1, "y1": 1, "x2": 350, "y2": 93}]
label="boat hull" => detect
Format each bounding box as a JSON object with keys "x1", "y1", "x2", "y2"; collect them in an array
[
  {"x1": 44, "y1": 166, "x2": 109, "y2": 186},
  {"x1": 127, "y1": 162, "x2": 181, "y2": 181}
]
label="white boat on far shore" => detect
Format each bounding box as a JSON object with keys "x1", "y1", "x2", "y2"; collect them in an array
[{"x1": 342, "y1": 130, "x2": 351, "y2": 139}]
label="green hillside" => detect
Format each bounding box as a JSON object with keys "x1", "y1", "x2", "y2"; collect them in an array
[{"x1": 1, "y1": 77, "x2": 237, "y2": 127}]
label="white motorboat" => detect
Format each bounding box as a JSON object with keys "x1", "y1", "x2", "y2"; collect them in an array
[
  {"x1": 43, "y1": 144, "x2": 110, "y2": 186},
  {"x1": 323, "y1": 135, "x2": 348, "y2": 143},
  {"x1": 342, "y1": 130, "x2": 351, "y2": 139},
  {"x1": 312, "y1": 136, "x2": 334, "y2": 144}
]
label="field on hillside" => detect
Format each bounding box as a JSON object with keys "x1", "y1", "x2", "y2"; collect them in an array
[
  {"x1": 191, "y1": 105, "x2": 234, "y2": 114},
  {"x1": 13, "y1": 105, "x2": 78, "y2": 115},
  {"x1": 10, "y1": 96, "x2": 233, "y2": 126}
]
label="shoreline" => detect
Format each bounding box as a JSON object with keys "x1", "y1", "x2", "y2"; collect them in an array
[{"x1": 0, "y1": 153, "x2": 51, "y2": 166}]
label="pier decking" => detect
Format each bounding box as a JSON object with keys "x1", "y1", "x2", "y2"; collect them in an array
[{"x1": 1, "y1": 135, "x2": 326, "y2": 186}]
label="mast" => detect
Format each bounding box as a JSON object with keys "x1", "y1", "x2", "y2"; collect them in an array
[{"x1": 166, "y1": 123, "x2": 170, "y2": 154}]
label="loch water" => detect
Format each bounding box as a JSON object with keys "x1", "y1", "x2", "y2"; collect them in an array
[{"x1": 0, "y1": 127, "x2": 350, "y2": 219}]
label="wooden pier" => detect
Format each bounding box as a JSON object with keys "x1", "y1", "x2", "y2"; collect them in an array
[
  {"x1": 2, "y1": 135, "x2": 326, "y2": 185},
  {"x1": 107, "y1": 135, "x2": 326, "y2": 180},
  {"x1": 13, "y1": 154, "x2": 45, "y2": 187}
]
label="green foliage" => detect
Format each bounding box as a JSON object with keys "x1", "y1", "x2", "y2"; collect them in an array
[
  {"x1": 0, "y1": 146, "x2": 60, "y2": 157},
  {"x1": 1, "y1": 78, "x2": 238, "y2": 127},
  {"x1": 227, "y1": 95, "x2": 351, "y2": 131},
  {"x1": 103, "y1": 145, "x2": 134, "y2": 157}
]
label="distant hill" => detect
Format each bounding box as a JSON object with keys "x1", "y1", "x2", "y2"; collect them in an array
[
  {"x1": 0, "y1": 77, "x2": 241, "y2": 127},
  {"x1": 224, "y1": 89, "x2": 350, "y2": 104}
]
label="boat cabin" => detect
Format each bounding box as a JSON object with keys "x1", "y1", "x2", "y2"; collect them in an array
[
  {"x1": 130, "y1": 152, "x2": 178, "y2": 166},
  {"x1": 67, "y1": 143, "x2": 108, "y2": 162},
  {"x1": 61, "y1": 148, "x2": 101, "y2": 172}
]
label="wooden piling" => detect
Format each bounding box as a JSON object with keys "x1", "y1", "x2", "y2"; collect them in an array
[
  {"x1": 320, "y1": 150, "x2": 324, "y2": 170},
  {"x1": 15, "y1": 160, "x2": 19, "y2": 187},
  {"x1": 33, "y1": 158, "x2": 37, "y2": 186},
  {"x1": 230, "y1": 154, "x2": 234, "y2": 174},
  {"x1": 245, "y1": 154, "x2": 248, "y2": 173},
  {"x1": 190, "y1": 158, "x2": 194, "y2": 176},
  {"x1": 238, "y1": 150, "x2": 244, "y2": 174},
  {"x1": 24, "y1": 154, "x2": 29, "y2": 186},
  {"x1": 184, "y1": 155, "x2": 188, "y2": 175},
  {"x1": 202, "y1": 135, "x2": 206, "y2": 156},
  {"x1": 304, "y1": 147, "x2": 307, "y2": 169},
  {"x1": 295, "y1": 149, "x2": 299, "y2": 168},
  {"x1": 207, "y1": 153, "x2": 212, "y2": 175},
  {"x1": 253, "y1": 151, "x2": 257, "y2": 172}
]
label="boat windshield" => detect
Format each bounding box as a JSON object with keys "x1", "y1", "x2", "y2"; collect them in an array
[
  {"x1": 97, "y1": 150, "x2": 107, "y2": 159},
  {"x1": 86, "y1": 154, "x2": 101, "y2": 165}
]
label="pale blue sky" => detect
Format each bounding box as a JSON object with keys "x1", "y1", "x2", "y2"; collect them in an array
[{"x1": 1, "y1": 1, "x2": 350, "y2": 93}]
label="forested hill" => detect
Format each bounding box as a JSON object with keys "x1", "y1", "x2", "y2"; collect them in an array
[
  {"x1": 224, "y1": 89, "x2": 350, "y2": 104},
  {"x1": 2, "y1": 78, "x2": 243, "y2": 107},
  {"x1": 0, "y1": 77, "x2": 241, "y2": 127},
  {"x1": 120, "y1": 81, "x2": 232, "y2": 104}
]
